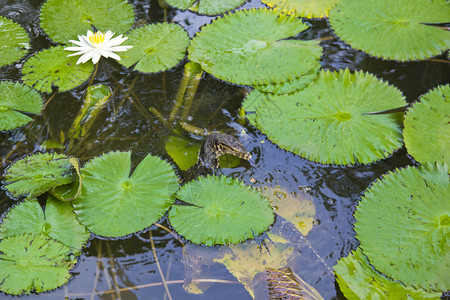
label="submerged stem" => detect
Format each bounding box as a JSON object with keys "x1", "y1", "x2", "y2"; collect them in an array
[{"x1": 150, "y1": 230, "x2": 173, "y2": 300}]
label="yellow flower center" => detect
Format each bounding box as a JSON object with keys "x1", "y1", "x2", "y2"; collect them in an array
[{"x1": 89, "y1": 31, "x2": 105, "y2": 45}]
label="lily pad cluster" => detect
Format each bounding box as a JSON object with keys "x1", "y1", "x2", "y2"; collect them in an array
[{"x1": 165, "y1": 0, "x2": 247, "y2": 15}]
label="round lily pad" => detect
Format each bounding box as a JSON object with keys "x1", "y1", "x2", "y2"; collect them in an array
[
  {"x1": 165, "y1": 0, "x2": 246, "y2": 15},
  {"x1": 0, "y1": 81, "x2": 42, "y2": 131},
  {"x1": 262, "y1": 0, "x2": 341, "y2": 18},
  {"x1": 251, "y1": 69, "x2": 406, "y2": 165},
  {"x1": 2, "y1": 152, "x2": 75, "y2": 199},
  {"x1": 0, "y1": 16, "x2": 29, "y2": 67},
  {"x1": 72, "y1": 151, "x2": 179, "y2": 237},
  {"x1": 404, "y1": 84, "x2": 449, "y2": 166},
  {"x1": 0, "y1": 197, "x2": 90, "y2": 251},
  {"x1": 354, "y1": 163, "x2": 450, "y2": 291},
  {"x1": 22, "y1": 45, "x2": 94, "y2": 93},
  {"x1": 0, "y1": 233, "x2": 77, "y2": 295},
  {"x1": 40, "y1": 0, "x2": 135, "y2": 44},
  {"x1": 188, "y1": 8, "x2": 322, "y2": 86},
  {"x1": 334, "y1": 248, "x2": 441, "y2": 299},
  {"x1": 169, "y1": 175, "x2": 275, "y2": 246},
  {"x1": 328, "y1": 0, "x2": 450, "y2": 61},
  {"x1": 119, "y1": 23, "x2": 189, "y2": 73}
]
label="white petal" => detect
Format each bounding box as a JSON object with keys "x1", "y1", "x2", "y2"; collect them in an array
[
  {"x1": 77, "y1": 52, "x2": 93, "y2": 64},
  {"x1": 64, "y1": 46, "x2": 84, "y2": 51},
  {"x1": 104, "y1": 30, "x2": 114, "y2": 43},
  {"x1": 106, "y1": 45, "x2": 133, "y2": 52},
  {"x1": 67, "y1": 50, "x2": 89, "y2": 57},
  {"x1": 91, "y1": 51, "x2": 101, "y2": 64},
  {"x1": 105, "y1": 35, "x2": 128, "y2": 47},
  {"x1": 68, "y1": 39, "x2": 83, "y2": 47},
  {"x1": 81, "y1": 35, "x2": 94, "y2": 48},
  {"x1": 103, "y1": 50, "x2": 121, "y2": 61},
  {"x1": 86, "y1": 30, "x2": 94, "y2": 37}
]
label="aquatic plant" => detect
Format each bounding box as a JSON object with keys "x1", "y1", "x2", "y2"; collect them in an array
[
  {"x1": 262, "y1": 0, "x2": 341, "y2": 18},
  {"x1": 165, "y1": 0, "x2": 247, "y2": 15},
  {"x1": 0, "y1": 16, "x2": 29, "y2": 67}
]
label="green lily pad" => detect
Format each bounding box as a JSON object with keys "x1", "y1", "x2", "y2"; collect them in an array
[
  {"x1": 334, "y1": 248, "x2": 441, "y2": 299},
  {"x1": 2, "y1": 152, "x2": 75, "y2": 199},
  {"x1": 169, "y1": 175, "x2": 275, "y2": 246},
  {"x1": 0, "y1": 197, "x2": 90, "y2": 251},
  {"x1": 39, "y1": 0, "x2": 135, "y2": 44},
  {"x1": 404, "y1": 84, "x2": 449, "y2": 166},
  {"x1": 262, "y1": 0, "x2": 341, "y2": 18},
  {"x1": 165, "y1": 135, "x2": 201, "y2": 171},
  {"x1": 165, "y1": 0, "x2": 246, "y2": 15},
  {"x1": 72, "y1": 151, "x2": 179, "y2": 237},
  {"x1": 251, "y1": 69, "x2": 406, "y2": 165},
  {"x1": 0, "y1": 16, "x2": 29, "y2": 67},
  {"x1": 0, "y1": 233, "x2": 77, "y2": 295},
  {"x1": 119, "y1": 23, "x2": 189, "y2": 73},
  {"x1": 22, "y1": 45, "x2": 94, "y2": 93},
  {"x1": 354, "y1": 163, "x2": 450, "y2": 291},
  {"x1": 0, "y1": 81, "x2": 42, "y2": 131},
  {"x1": 188, "y1": 8, "x2": 322, "y2": 86},
  {"x1": 328, "y1": 0, "x2": 450, "y2": 61}
]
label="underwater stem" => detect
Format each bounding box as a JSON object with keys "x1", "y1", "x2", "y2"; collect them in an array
[{"x1": 150, "y1": 230, "x2": 173, "y2": 300}]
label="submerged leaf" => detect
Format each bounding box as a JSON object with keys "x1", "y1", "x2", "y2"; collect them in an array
[
  {"x1": 165, "y1": 0, "x2": 247, "y2": 15},
  {"x1": 188, "y1": 8, "x2": 322, "y2": 85},
  {"x1": 119, "y1": 23, "x2": 189, "y2": 73},
  {"x1": 404, "y1": 84, "x2": 449, "y2": 166},
  {"x1": 169, "y1": 175, "x2": 274, "y2": 245},
  {"x1": 334, "y1": 248, "x2": 441, "y2": 300},
  {"x1": 0, "y1": 81, "x2": 42, "y2": 131},
  {"x1": 0, "y1": 16, "x2": 29, "y2": 67},
  {"x1": 354, "y1": 163, "x2": 450, "y2": 291},
  {"x1": 22, "y1": 46, "x2": 94, "y2": 93},
  {"x1": 72, "y1": 151, "x2": 179, "y2": 237},
  {"x1": 328, "y1": 0, "x2": 450, "y2": 61},
  {"x1": 40, "y1": 0, "x2": 135, "y2": 43},
  {"x1": 252, "y1": 69, "x2": 406, "y2": 165},
  {"x1": 0, "y1": 233, "x2": 77, "y2": 295},
  {"x1": 2, "y1": 152, "x2": 75, "y2": 199},
  {"x1": 262, "y1": 0, "x2": 341, "y2": 18},
  {"x1": 165, "y1": 135, "x2": 200, "y2": 171}
]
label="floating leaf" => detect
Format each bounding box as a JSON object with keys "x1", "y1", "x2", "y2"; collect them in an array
[
  {"x1": 119, "y1": 23, "x2": 189, "y2": 73},
  {"x1": 354, "y1": 163, "x2": 450, "y2": 291},
  {"x1": 404, "y1": 84, "x2": 449, "y2": 166},
  {"x1": 2, "y1": 152, "x2": 75, "y2": 199},
  {"x1": 262, "y1": 0, "x2": 341, "y2": 18},
  {"x1": 0, "y1": 233, "x2": 77, "y2": 295},
  {"x1": 165, "y1": 135, "x2": 200, "y2": 171},
  {"x1": 169, "y1": 175, "x2": 274, "y2": 246},
  {"x1": 165, "y1": 0, "x2": 247, "y2": 15},
  {"x1": 39, "y1": 0, "x2": 135, "y2": 44},
  {"x1": 251, "y1": 69, "x2": 406, "y2": 165},
  {"x1": 0, "y1": 81, "x2": 42, "y2": 131},
  {"x1": 328, "y1": 0, "x2": 450, "y2": 61},
  {"x1": 0, "y1": 16, "x2": 29, "y2": 67},
  {"x1": 72, "y1": 151, "x2": 179, "y2": 237},
  {"x1": 334, "y1": 248, "x2": 441, "y2": 300},
  {"x1": 0, "y1": 197, "x2": 90, "y2": 251},
  {"x1": 188, "y1": 8, "x2": 322, "y2": 85},
  {"x1": 50, "y1": 158, "x2": 83, "y2": 202},
  {"x1": 22, "y1": 46, "x2": 94, "y2": 93}
]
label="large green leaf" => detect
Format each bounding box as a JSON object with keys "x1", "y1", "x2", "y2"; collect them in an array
[
  {"x1": 251, "y1": 69, "x2": 406, "y2": 165},
  {"x1": 0, "y1": 197, "x2": 90, "y2": 251},
  {"x1": 0, "y1": 16, "x2": 29, "y2": 67},
  {"x1": 40, "y1": 0, "x2": 135, "y2": 44},
  {"x1": 262, "y1": 0, "x2": 341, "y2": 18},
  {"x1": 2, "y1": 152, "x2": 75, "y2": 199},
  {"x1": 119, "y1": 23, "x2": 189, "y2": 73},
  {"x1": 0, "y1": 81, "x2": 42, "y2": 131},
  {"x1": 354, "y1": 163, "x2": 450, "y2": 291},
  {"x1": 165, "y1": 0, "x2": 246, "y2": 15},
  {"x1": 334, "y1": 248, "x2": 441, "y2": 299},
  {"x1": 0, "y1": 233, "x2": 77, "y2": 295},
  {"x1": 72, "y1": 151, "x2": 179, "y2": 237},
  {"x1": 22, "y1": 46, "x2": 94, "y2": 93},
  {"x1": 188, "y1": 8, "x2": 322, "y2": 86},
  {"x1": 169, "y1": 175, "x2": 275, "y2": 246},
  {"x1": 328, "y1": 0, "x2": 450, "y2": 61},
  {"x1": 404, "y1": 84, "x2": 449, "y2": 166}
]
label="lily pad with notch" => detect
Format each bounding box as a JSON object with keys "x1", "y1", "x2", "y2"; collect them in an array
[
  {"x1": 72, "y1": 151, "x2": 179, "y2": 237},
  {"x1": 262, "y1": 0, "x2": 341, "y2": 18},
  {"x1": 0, "y1": 16, "x2": 29, "y2": 67},
  {"x1": 165, "y1": 0, "x2": 247, "y2": 15},
  {"x1": 0, "y1": 81, "x2": 42, "y2": 131}
]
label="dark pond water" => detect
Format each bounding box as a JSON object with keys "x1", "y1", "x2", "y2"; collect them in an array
[{"x1": 0, "y1": 0, "x2": 449, "y2": 299}]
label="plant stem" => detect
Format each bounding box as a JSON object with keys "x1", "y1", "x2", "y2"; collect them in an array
[{"x1": 150, "y1": 230, "x2": 173, "y2": 300}]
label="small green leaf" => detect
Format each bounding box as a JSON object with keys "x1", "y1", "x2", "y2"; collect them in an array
[
  {"x1": 50, "y1": 158, "x2": 83, "y2": 202},
  {"x1": 169, "y1": 175, "x2": 275, "y2": 246},
  {"x1": 0, "y1": 233, "x2": 77, "y2": 295},
  {"x1": 0, "y1": 81, "x2": 42, "y2": 131},
  {"x1": 165, "y1": 0, "x2": 247, "y2": 15},
  {"x1": 165, "y1": 135, "x2": 200, "y2": 171},
  {"x1": 0, "y1": 16, "x2": 29, "y2": 67},
  {"x1": 119, "y1": 23, "x2": 189, "y2": 73},
  {"x1": 39, "y1": 0, "x2": 135, "y2": 44},
  {"x1": 22, "y1": 46, "x2": 94, "y2": 93},
  {"x1": 2, "y1": 152, "x2": 75, "y2": 199},
  {"x1": 262, "y1": 0, "x2": 341, "y2": 18}
]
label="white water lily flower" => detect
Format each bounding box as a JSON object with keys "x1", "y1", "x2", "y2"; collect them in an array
[{"x1": 64, "y1": 30, "x2": 133, "y2": 64}]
